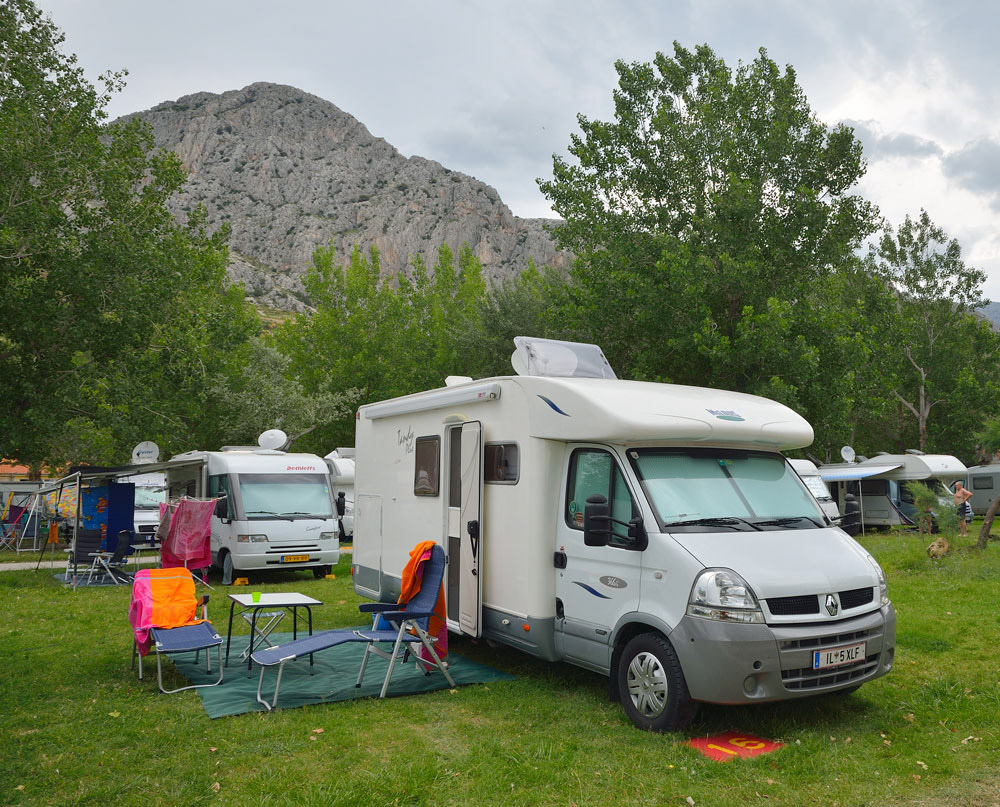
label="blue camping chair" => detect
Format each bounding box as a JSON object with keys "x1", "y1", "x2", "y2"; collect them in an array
[{"x1": 252, "y1": 543, "x2": 454, "y2": 710}]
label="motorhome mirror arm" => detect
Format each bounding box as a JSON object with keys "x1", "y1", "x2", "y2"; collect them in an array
[{"x1": 584, "y1": 495, "x2": 647, "y2": 549}]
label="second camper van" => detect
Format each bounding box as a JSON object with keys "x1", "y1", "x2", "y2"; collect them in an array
[
  {"x1": 168, "y1": 439, "x2": 340, "y2": 583},
  {"x1": 352, "y1": 337, "x2": 895, "y2": 731}
]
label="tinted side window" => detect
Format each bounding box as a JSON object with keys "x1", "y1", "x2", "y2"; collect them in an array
[
  {"x1": 485, "y1": 443, "x2": 519, "y2": 484},
  {"x1": 973, "y1": 476, "x2": 994, "y2": 490},
  {"x1": 414, "y1": 436, "x2": 440, "y2": 496},
  {"x1": 565, "y1": 448, "x2": 637, "y2": 546},
  {"x1": 860, "y1": 479, "x2": 888, "y2": 496},
  {"x1": 208, "y1": 474, "x2": 234, "y2": 519}
]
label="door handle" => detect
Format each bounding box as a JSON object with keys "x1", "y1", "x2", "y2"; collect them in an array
[{"x1": 467, "y1": 519, "x2": 480, "y2": 560}]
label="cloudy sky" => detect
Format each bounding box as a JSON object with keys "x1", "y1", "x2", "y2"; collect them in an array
[{"x1": 37, "y1": 0, "x2": 1000, "y2": 301}]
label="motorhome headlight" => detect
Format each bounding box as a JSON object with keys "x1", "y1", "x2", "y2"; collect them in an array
[
  {"x1": 237, "y1": 534, "x2": 268, "y2": 543},
  {"x1": 687, "y1": 568, "x2": 764, "y2": 624},
  {"x1": 867, "y1": 553, "x2": 890, "y2": 606},
  {"x1": 319, "y1": 531, "x2": 336, "y2": 542}
]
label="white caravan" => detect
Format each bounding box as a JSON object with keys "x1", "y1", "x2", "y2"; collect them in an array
[
  {"x1": 324, "y1": 448, "x2": 355, "y2": 540},
  {"x1": 966, "y1": 465, "x2": 1000, "y2": 515},
  {"x1": 169, "y1": 433, "x2": 340, "y2": 583},
  {"x1": 788, "y1": 459, "x2": 839, "y2": 522},
  {"x1": 352, "y1": 337, "x2": 895, "y2": 731},
  {"x1": 819, "y1": 453, "x2": 967, "y2": 530}
]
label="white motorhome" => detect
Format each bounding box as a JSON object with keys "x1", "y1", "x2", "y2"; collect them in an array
[
  {"x1": 789, "y1": 459, "x2": 839, "y2": 522},
  {"x1": 131, "y1": 471, "x2": 167, "y2": 542},
  {"x1": 352, "y1": 337, "x2": 895, "y2": 731},
  {"x1": 169, "y1": 434, "x2": 340, "y2": 583},
  {"x1": 819, "y1": 453, "x2": 967, "y2": 531},
  {"x1": 324, "y1": 448, "x2": 355, "y2": 540},
  {"x1": 966, "y1": 465, "x2": 1000, "y2": 515}
]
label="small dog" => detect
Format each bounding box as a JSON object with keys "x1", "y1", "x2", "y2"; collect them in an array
[{"x1": 927, "y1": 535, "x2": 950, "y2": 558}]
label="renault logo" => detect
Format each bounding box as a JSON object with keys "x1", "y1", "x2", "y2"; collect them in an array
[{"x1": 825, "y1": 594, "x2": 839, "y2": 616}]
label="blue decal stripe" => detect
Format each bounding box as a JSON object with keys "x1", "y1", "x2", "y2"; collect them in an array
[
  {"x1": 538, "y1": 395, "x2": 570, "y2": 416},
  {"x1": 572, "y1": 581, "x2": 612, "y2": 599}
]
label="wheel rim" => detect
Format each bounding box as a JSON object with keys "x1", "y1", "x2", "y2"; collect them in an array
[{"x1": 626, "y1": 650, "x2": 669, "y2": 717}]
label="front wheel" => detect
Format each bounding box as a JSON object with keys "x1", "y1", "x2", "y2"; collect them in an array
[
  {"x1": 617, "y1": 633, "x2": 697, "y2": 732},
  {"x1": 312, "y1": 565, "x2": 332, "y2": 579}
]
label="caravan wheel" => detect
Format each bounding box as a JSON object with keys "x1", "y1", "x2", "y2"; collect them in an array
[{"x1": 617, "y1": 633, "x2": 697, "y2": 732}]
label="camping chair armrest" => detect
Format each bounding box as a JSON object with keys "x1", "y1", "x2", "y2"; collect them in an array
[
  {"x1": 358, "y1": 603, "x2": 397, "y2": 613},
  {"x1": 378, "y1": 609, "x2": 435, "y2": 622},
  {"x1": 199, "y1": 594, "x2": 210, "y2": 607}
]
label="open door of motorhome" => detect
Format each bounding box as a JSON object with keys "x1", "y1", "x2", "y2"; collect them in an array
[{"x1": 451, "y1": 421, "x2": 483, "y2": 636}]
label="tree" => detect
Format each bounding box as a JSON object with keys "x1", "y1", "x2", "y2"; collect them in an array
[
  {"x1": 274, "y1": 243, "x2": 488, "y2": 452},
  {"x1": 0, "y1": 0, "x2": 261, "y2": 470},
  {"x1": 865, "y1": 210, "x2": 992, "y2": 453},
  {"x1": 538, "y1": 43, "x2": 879, "y2": 412}
]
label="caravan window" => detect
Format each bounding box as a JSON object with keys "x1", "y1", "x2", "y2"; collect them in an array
[
  {"x1": 414, "y1": 436, "x2": 440, "y2": 496},
  {"x1": 973, "y1": 475, "x2": 994, "y2": 490},
  {"x1": 565, "y1": 448, "x2": 637, "y2": 546},
  {"x1": 860, "y1": 479, "x2": 888, "y2": 497},
  {"x1": 485, "y1": 443, "x2": 519, "y2": 484}
]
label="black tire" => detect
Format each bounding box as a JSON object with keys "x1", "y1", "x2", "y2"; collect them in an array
[
  {"x1": 312, "y1": 565, "x2": 332, "y2": 579},
  {"x1": 616, "y1": 633, "x2": 697, "y2": 732}
]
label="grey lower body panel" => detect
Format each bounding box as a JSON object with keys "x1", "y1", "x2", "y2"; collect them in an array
[{"x1": 669, "y1": 604, "x2": 896, "y2": 704}]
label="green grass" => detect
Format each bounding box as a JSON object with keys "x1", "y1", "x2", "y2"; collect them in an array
[{"x1": 2, "y1": 534, "x2": 1000, "y2": 806}]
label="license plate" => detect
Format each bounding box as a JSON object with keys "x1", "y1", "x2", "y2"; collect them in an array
[
  {"x1": 281, "y1": 554, "x2": 310, "y2": 563},
  {"x1": 813, "y1": 641, "x2": 866, "y2": 670}
]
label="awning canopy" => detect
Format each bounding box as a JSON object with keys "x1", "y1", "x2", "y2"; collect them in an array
[{"x1": 818, "y1": 464, "x2": 902, "y2": 482}]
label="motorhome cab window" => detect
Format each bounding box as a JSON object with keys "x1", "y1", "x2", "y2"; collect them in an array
[
  {"x1": 414, "y1": 436, "x2": 440, "y2": 496},
  {"x1": 800, "y1": 474, "x2": 833, "y2": 502},
  {"x1": 134, "y1": 483, "x2": 167, "y2": 511},
  {"x1": 208, "y1": 474, "x2": 235, "y2": 520},
  {"x1": 565, "y1": 448, "x2": 637, "y2": 545},
  {"x1": 484, "y1": 443, "x2": 519, "y2": 484},
  {"x1": 629, "y1": 448, "x2": 824, "y2": 531},
  {"x1": 239, "y1": 473, "x2": 333, "y2": 519}
]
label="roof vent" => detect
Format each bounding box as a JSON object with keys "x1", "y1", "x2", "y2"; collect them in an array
[{"x1": 510, "y1": 336, "x2": 617, "y2": 379}]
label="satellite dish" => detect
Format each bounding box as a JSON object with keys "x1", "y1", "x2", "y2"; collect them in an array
[
  {"x1": 840, "y1": 445, "x2": 856, "y2": 464},
  {"x1": 131, "y1": 441, "x2": 160, "y2": 464},
  {"x1": 258, "y1": 429, "x2": 288, "y2": 451}
]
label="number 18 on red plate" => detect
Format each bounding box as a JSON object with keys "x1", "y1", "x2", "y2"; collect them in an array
[{"x1": 686, "y1": 731, "x2": 783, "y2": 762}]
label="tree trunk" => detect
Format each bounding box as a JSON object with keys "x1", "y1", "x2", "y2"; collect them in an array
[{"x1": 976, "y1": 494, "x2": 1000, "y2": 550}]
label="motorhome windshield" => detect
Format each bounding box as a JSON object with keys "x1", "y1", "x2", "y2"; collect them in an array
[
  {"x1": 630, "y1": 449, "x2": 825, "y2": 531},
  {"x1": 134, "y1": 486, "x2": 167, "y2": 511},
  {"x1": 238, "y1": 473, "x2": 333, "y2": 520}
]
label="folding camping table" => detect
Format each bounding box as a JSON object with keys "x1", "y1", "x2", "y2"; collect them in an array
[{"x1": 224, "y1": 592, "x2": 323, "y2": 672}]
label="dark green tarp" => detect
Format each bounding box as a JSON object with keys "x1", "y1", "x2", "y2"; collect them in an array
[{"x1": 168, "y1": 632, "x2": 515, "y2": 719}]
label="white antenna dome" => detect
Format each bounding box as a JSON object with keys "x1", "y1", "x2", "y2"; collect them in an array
[{"x1": 258, "y1": 429, "x2": 288, "y2": 450}]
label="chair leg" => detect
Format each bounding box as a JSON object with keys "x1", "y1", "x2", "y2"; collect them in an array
[
  {"x1": 255, "y1": 661, "x2": 286, "y2": 712},
  {"x1": 355, "y1": 644, "x2": 373, "y2": 688},
  {"x1": 378, "y1": 628, "x2": 410, "y2": 699}
]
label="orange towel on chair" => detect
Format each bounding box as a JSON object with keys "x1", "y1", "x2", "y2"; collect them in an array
[{"x1": 398, "y1": 540, "x2": 447, "y2": 660}]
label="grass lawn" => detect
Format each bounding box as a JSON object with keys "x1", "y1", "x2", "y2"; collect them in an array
[{"x1": 2, "y1": 532, "x2": 999, "y2": 807}]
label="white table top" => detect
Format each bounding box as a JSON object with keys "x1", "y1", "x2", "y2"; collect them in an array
[{"x1": 228, "y1": 592, "x2": 323, "y2": 607}]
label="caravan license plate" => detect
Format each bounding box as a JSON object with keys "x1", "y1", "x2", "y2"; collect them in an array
[
  {"x1": 813, "y1": 641, "x2": 866, "y2": 670},
  {"x1": 281, "y1": 554, "x2": 310, "y2": 563}
]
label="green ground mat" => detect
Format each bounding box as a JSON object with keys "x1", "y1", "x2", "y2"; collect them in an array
[{"x1": 168, "y1": 632, "x2": 515, "y2": 718}]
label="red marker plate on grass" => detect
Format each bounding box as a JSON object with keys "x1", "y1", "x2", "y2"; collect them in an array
[{"x1": 687, "y1": 731, "x2": 783, "y2": 761}]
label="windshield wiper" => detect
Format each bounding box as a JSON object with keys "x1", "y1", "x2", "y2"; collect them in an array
[
  {"x1": 752, "y1": 516, "x2": 823, "y2": 528},
  {"x1": 662, "y1": 517, "x2": 761, "y2": 531},
  {"x1": 245, "y1": 510, "x2": 295, "y2": 520}
]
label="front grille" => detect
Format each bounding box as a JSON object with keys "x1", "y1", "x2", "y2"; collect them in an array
[
  {"x1": 766, "y1": 595, "x2": 819, "y2": 615},
  {"x1": 265, "y1": 544, "x2": 320, "y2": 554},
  {"x1": 839, "y1": 587, "x2": 874, "y2": 609},
  {"x1": 780, "y1": 627, "x2": 873, "y2": 651},
  {"x1": 781, "y1": 654, "x2": 880, "y2": 689}
]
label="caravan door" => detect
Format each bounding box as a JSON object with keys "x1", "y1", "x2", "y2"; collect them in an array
[{"x1": 445, "y1": 421, "x2": 484, "y2": 636}]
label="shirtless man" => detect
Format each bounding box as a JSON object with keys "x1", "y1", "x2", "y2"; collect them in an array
[{"x1": 954, "y1": 481, "x2": 973, "y2": 537}]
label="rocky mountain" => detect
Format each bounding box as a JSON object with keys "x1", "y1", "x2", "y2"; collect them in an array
[
  {"x1": 979, "y1": 301, "x2": 1000, "y2": 329},
  {"x1": 131, "y1": 83, "x2": 568, "y2": 311}
]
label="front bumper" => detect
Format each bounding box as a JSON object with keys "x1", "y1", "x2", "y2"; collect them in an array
[
  {"x1": 669, "y1": 603, "x2": 895, "y2": 704},
  {"x1": 227, "y1": 547, "x2": 340, "y2": 571}
]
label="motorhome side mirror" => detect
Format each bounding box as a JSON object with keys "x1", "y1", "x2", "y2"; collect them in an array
[
  {"x1": 214, "y1": 499, "x2": 228, "y2": 519},
  {"x1": 583, "y1": 494, "x2": 611, "y2": 547},
  {"x1": 336, "y1": 491, "x2": 346, "y2": 517}
]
